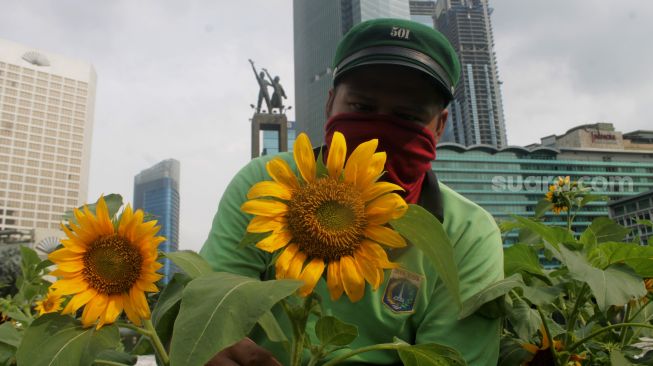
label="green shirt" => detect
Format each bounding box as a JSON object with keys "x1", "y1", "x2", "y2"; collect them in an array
[{"x1": 200, "y1": 152, "x2": 504, "y2": 365}]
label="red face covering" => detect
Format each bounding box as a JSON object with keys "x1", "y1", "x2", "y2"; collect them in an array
[{"x1": 324, "y1": 112, "x2": 436, "y2": 204}]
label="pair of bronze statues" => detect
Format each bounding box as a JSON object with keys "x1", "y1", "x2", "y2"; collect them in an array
[{"x1": 249, "y1": 59, "x2": 287, "y2": 114}]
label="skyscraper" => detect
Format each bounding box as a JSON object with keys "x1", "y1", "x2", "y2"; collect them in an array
[
  {"x1": 293, "y1": 0, "x2": 411, "y2": 144},
  {"x1": 0, "y1": 38, "x2": 96, "y2": 238},
  {"x1": 133, "y1": 159, "x2": 180, "y2": 283},
  {"x1": 434, "y1": 0, "x2": 507, "y2": 147}
]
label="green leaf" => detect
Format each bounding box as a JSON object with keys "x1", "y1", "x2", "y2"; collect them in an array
[
  {"x1": 63, "y1": 194, "x2": 123, "y2": 224},
  {"x1": 624, "y1": 258, "x2": 653, "y2": 277},
  {"x1": 169, "y1": 272, "x2": 302, "y2": 366},
  {"x1": 506, "y1": 299, "x2": 541, "y2": 341},
  {"x1": 16, "y1": 314, "x2": 120, "y2": 366},
  {"x1": 534, "y1": 199, "x2": 553, "y2": 219},
  {"x1": 315, "y1": 316, "x2": 358, "y2": 347},
  {"x1": 459, "y1": 274, "x2": 523, "y2": 319},
  {"x1": 610, "y1": 349, "x2": 633, "y2": 366},
  {"x1": 520, "y1": 285, "x2": 563, "y2": 307},
  {"x1": 257, "y1": 310, "x2": 288, "y2": 344},
  {"x1": 164, "y1": 250, "x2": 213, "y2": 279},
  {"x1": 637, "y1": 219, "x2": 653, "y2": 228},
  {"x1": 94, "y1": 350, "x2": 137, "y2": 365},
  {"x1": 549, "y1": 243, "x2": 647, "y2": 310},
  {"x1": 238, "y1": 231, "x2": 271, "y2": 249},
  {"x1": 0, "y1": 342, "x2": 15, "y2": 366},
  {"x1": 390, "y1": 204, "x2": 461, "y2": 308},
  {"x1": 511, "y1": 216, "x2": 573, "y2": 247},
  {"x1": 315, "y1": 146, "x2": 328, "y2": 178},
  {"x1": 151, "y1": 272, "x2": 192, "y2": 348},
  {"x1": 582, "y1": 217, "x2": 631, "y2": 244},
  {"x1": 587, "y1": 242, "x2": 653, "y2": 270},
  {"x1": 580, "y1": 193, "x2": 607, "y2": 207},
  {"x1": 504, "y1": 244, "x2": 549, "y2": 283},
  {"x1": 397, "y1": 342, "x2": 467, "y2": 366},
  {"x1": 0, "y1": 323, "x2": 21, "y2": 348},
  {"x1": 498, "y1": 338, "x2": 532, "y2": 366},
  {"x1": 35, "y1": 259, "x2": 55, "y2": 273}
]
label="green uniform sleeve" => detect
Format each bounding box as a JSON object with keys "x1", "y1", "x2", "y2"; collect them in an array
[
  {"x1": 414, "y1": 184, "x2": 504, "y2": 366},
  {"x1": 199, "y1": 154, "x2": 287, "y2": 278}
]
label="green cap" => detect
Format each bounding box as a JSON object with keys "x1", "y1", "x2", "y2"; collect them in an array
[{"x1": 332, "y1": 18, "x2": 461, "y2": 101}]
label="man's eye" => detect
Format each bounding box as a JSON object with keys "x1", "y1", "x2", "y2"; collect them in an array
[{"x1": 350, "y1": 103, "x2": 372, "y2": 111}]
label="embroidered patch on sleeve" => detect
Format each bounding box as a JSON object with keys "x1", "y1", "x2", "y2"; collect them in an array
[{"x1": 382, "y1": 268, "x2": 423, "y2": 313}]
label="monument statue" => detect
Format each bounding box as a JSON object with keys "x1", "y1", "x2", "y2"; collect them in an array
[
  {"x1": 262, "y1": 68, "x2": 287, "y2": 114},
  {"x1": 249, "y1": 59, "x2": 272, "y2": 113}
]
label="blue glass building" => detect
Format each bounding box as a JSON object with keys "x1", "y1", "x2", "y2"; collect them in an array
[
  {"x1": 133, "y1": 159, "x2": 180, "y2": 283},
  {"x1": 261, "y1": 120, "x2": 296, "y2": 156}
]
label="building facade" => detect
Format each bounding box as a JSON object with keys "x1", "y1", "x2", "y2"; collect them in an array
[
  {"x1": 434, "y1": 0, "x2": 506, "y2": 147},
  {"x1": 0, "y1": 38, "x2": 97, "y2": 238},
  {"x1": 433, "y1": 123, "x2": 653, "y2": 245},
  {"x1": 133, "y1": 159, "x2": 180, "y2": 283},
  {"x1": 608, "y1": 190, "x2": 653, "y2": 245},
  {"x1": 261, "y1": 120, "x2": 297, "y2": 156},
  {"x1": 293, "y1": 0, "x2": 411, "y2": 144}
]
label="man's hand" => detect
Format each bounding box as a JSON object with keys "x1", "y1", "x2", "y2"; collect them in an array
[{"x1": 206, "y1": 338, "x2": 282, "y2": 366}]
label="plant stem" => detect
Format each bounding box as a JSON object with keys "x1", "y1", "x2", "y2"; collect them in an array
[
  {"x1": 144, "y1": 319, "x2": 170, "y2": 366},
  {"x1": 565, "y1": 283, "x2": 588, "y2": 347},
  {"x1": 116, "y1": 321, "x2": 149, "y2": 336},
  {"x1": 281, "y1": 300, "x2": 306, "y2": 366},
  {"x1": 619, "y1": 303, "x2": 632, "y2": 347},
  {"x1": 567, "y1": 323, "x2": 653, "y2": 354},
  {"x1": 322, "y1": 342, "x2": 403, "y2": 366},
  {"x1": 537, "y1": 307, "x2": 561, "y2": 366}
]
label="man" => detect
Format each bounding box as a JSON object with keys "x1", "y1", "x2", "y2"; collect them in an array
[{"x1": 201, "y1": 18, "x2": 504, "y2": 365}]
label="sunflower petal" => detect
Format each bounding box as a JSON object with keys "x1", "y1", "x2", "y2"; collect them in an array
[
  {"x1": 62, "y1": 288, "x2": 96, "y2": 314},
  {"x1": 130, "y1": 286, "x2": 151, "y2": 319},
  {"x1": 326, "y1": 132, "x2": 347, "y2": 179},
  {"x1": 267, "y1": 158, "x2": 299, "y2": 190},
  {"x1": 103, "y1": 295, "x2": 123, "y2": 326},
  {"x1": 247, "y1": 181, "x2": 293, "y2": 201},
  {"x1": 255, "y1": 229, "x2": 293, "y2": 252},
  {"x1": 81, "y1": 295, "x2": 107, "y2": 328},
  {"x1": 275, "y1": 244, "x2": 299, "y2": 279},
  {"x1": 344, "y1": 139, "x2": 378, "y2": 186},
  {"x1": 122, "y1": 293, "x2": 142, "y2": 326},
  {"x1": 286, "y1": 251, "x2": 307, "y2": 280},
  {"x1": 340, "y1": 256, "x2": 365, "y2": 302},
  {"x1": 359, "y1": 240, "x2": 399, "y2": 269},
  {"x1": 364, "y1": 225, "x2": 407, "y2": 248},
  {"x1": 354, "y1": 251, "x2": 381, "y2": 290},
  {"x1": 50, "y1": 276, "x2": 89, "y2": 296},
  {"x1": 241, "y1": 199, "x2": 288, "y2": 217},
  {"x1": 294, "y1": 133, "x2": 316, "y2": 184},
  {"x1": 358, "y1": 151, "x2": 386, "y2": 189},
  {"x1": 95, "y1": 196, "x2": 115, "y2": 235},
  {"x1": 361, "y1": 181, "x2": 404, "y2": 203},
  {"x1": 48, "y1": 248, "x2": 83, "y2": 263},
  {"x1": 327, "y1": 261, "x2": 344, "y2": 301},
  {"x1": 365, "y1": 193, "x2": 408, "y2": 225},
  {"x1": 298, "y1": 258, "x2": 325, "y2": 297},
  {"x1": 247, "y1": 216, "x2": 286, "y2": 234}
]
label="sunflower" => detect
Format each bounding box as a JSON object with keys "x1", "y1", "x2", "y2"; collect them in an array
[
  {"x1": 241, "y1": 132, "x2": 407, "y2": 302},
  {"x1": 521, "y1": 324, "x2": 563, "y2": 365},
  {"x1": 35, "y1": 291, "x2": 64, "y2": 316},
  {"x1": 545, "y1": 176, "x2": 572, "y2": 215},
  {"x1": 48, "y1": 196, "x2": 165, "y2": 329}
]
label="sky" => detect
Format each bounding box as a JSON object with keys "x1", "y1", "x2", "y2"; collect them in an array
[{"x1": 1, "y1": 0, "x2": 651, "y2": 252}]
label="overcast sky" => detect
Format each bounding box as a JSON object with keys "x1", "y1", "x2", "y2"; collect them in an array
[{"x1": 1, "y1": 0, "x2": 651, "y2": 252}]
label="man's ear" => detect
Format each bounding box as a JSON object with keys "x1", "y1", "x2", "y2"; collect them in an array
[
  {"x1": 434, "y1": 109, "x2": 449, "y2": 142},
  {"x1": 325, "y1": 88, "x2": 335, "y2": 118}
]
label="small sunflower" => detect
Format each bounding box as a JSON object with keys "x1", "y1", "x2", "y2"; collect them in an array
[
  {"x1": 35, "y1": 291, "x2": 64, "y2": 316},
  {"x1": 242, "y1": 132, "x2": 407, "y2": 302},
  {"x1": 48, "y1": 196, "x2": 165, "y2": 329},
  {"x1": 545, "y1": 176, "x2": 572, "y2": 214},
  {"x1": 521, "y1": 324, "x2": 563, "y2": 365}
]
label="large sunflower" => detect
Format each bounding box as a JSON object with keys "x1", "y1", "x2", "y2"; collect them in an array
[
  {"x1": 242, "y1": 132, "x2": 408, "y2": 302},
  {"x1": 49, "y1": 196, "x2": 165, "y2": 328}
]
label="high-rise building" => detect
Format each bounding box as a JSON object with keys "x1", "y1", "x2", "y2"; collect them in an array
[
  {"x1": 434, "y1": 0, "x2": 507, "y2": 147},
  {"x1": 0, "y1": 38, "x2": 97, "y2": 238},
  {"x1": 293, "y1": 0, "x2": 411, "y2": 144},
  {"x1": 261, "y1": 120, "x2": 297, "y2": 156},
  {"x1": 433, "y1": 123, "x2": 653, "y2": 245},
  {"x1": 409, "y1": 1, "x2": 436, "y2": 27},
  {"x1": 609, "y1": 190, "x2": 653, "y2": 245},
  {"x1": 133, "y1": 159, "x2": 180, "y2": 283}
]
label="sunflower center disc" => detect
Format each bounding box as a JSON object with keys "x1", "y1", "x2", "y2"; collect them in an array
[
  {"x1": 287, "y1": 177, "x2": 366, "y2": 261},
  {"x1": 83, "y1": 234, "x2": 143, "y2": 294}
]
